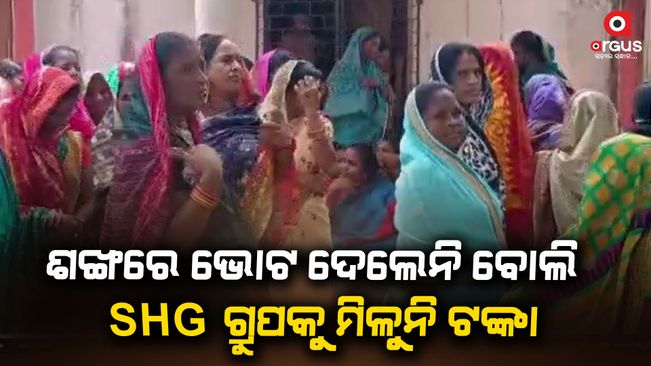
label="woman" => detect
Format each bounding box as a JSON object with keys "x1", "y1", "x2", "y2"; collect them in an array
[
  {"x1": 101, "y1": 32, "x2": 224, "y2": 247},
  {"x1": 329, "y1": 144, "x2": 396, "y2": 251},
  {"x1": 376, "y1": 139, "x2": 400, "y2": 182},
  {"x1": 0, "y1": 59, "x2": 24, "y2": 100},
  {"x1": 524, "y1": 74, "x2": 568, "y2": 151},
  {"x1": 0, "y1": 66, "x2": 94, "y2": 245},
  {"x1": 260, "y1": 60, "x2": 340, "y2": 249},
  {"x1": 251, "y1": 49, "x2": 295, "y2": 99},
  {"x1": 396, "y1": 82, "x2": 505, "y2": 305},
  {"x1": 325, "y1": 27, "x2": 389, "y2": 147},
  {"x1": 83, "y1": 71, "x2": 114, "y2": 127},
  {"x1": 480, "y1": 44, "x2": 535, "y2": 246},
  {"x1": 532, "y1": 90, "x2": 620, "y2": 247},
  {"x1": 30, "y1": 45, "x2": 97, "y2": 141},
  {"x1": 430, "y1": 43, "x2": 505, "y2": 204},
  {"x1": 199, "y1": 34, "x2": 295, "y2": 246}
]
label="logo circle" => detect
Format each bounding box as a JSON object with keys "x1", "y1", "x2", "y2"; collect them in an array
[
  {"x1": 590, "y1": 41, "x2": 601, "y2": 52},
  {"x1": 609, "y1": 15, "x2": 626, "y2": 32}
]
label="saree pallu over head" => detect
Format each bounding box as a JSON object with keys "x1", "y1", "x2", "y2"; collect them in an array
[
  {"x1": 324, "y1": 27, "x2": 389, "y2": 147},
  {"x1": 431, "y1": 43, "x2": 504, "y2": 203},
  {"x1": 23, "y1": 49, "x2": 96, "y2": 141},
  {"x1": 524, "y1": 74, "x2": 567, "y2": 151},
  {"x1": 243, "y1": 60, "x2": 302, "y2": 244},
  {"x1": 251, "y1": 49, "x2": 277, "y2": 99},
  {"x1": 517, "y1": 133, "x2": 651, "y2": 334},
  {"x1": 480, "y1": 44, "x2": 535, "y2": 246},
  {"x1": 0, "y1": 67, "x2": 83, "y2": 212},
  {"x1": 541, "y1": 90, "x2": 620, "y2": 235},
  {"x1": 101, "y1": 36, "x2": 201, "y2": 246}
]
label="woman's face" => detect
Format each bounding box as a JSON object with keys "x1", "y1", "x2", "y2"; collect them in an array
[
  {"x1": 207, "y1": 39, "x2": 243, "y2": 99},
  {"x1": 163, "y1": 42, "x2": 207, "y2": 115},
  {"x1": 84, "y1": 75, "x2": 114, "y2": 124},
  {"x1": 452, "y1": 51, "x2": 483, "y2": 106},
  {"x1": 50, "y1": 50, "x2": 82, "y2": 84},
  {"x1": 362, "y1": 35, "x2": 381, "y2": 61},
  {"x1": 343, "y1": 148, "x2": 366, "y2": 186},
  {"x1": 424, "y1": 88, "x2": 467, "y2": 152},
  {"x1": 116, "y1": 75, "x2": 136, "y2": 116},
  {"x1": 376, "y1": 49, "x2": 391, "y2": 73},
  {"x1": 40, "y1": 88, "x2": 80, "y2": 139}
]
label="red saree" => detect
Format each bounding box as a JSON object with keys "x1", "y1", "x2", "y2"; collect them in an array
[{"x1": 480, "y1": 44, "x2": 535, "y2": 247}]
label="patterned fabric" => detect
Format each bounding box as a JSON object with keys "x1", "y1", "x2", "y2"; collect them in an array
[
  {"x1": 524, "y1": 74, "x2": 567, "y2": 152},
  {"x1": 430, "y1": 43, "x2": 505, "y2": 202},
  {"x1": 101, "y1": 36, "x2": 201, "y2": 246},
  {"x1": 324, "y1": 27, "x2": 389, "y2": 147},
  {"x1": 251, "y1": 49, "x2": 277, "y2": 99},
  {"x1": 519, "y1": 133, "x2": 651, "y2": 334},
  {"x1": 331, "y1": 175, "x2": 397, "y2": 251},
  {"x1": 0, "y1": 67, "x2": 83, "y2": 213},
  {"x1": 396, "y1": 89, "x2": 505, "y2": 305},
  {"x1": 258, "y1": 60, "x2": 332, "y2": 249},
  {"x1": 23, "y1": 50, "x2": 96, "y2": 141},
  {"x1": 480, "y1": 44, "x2": 535, "y2": 245}
]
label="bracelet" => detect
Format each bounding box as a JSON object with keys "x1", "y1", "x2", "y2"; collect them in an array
[
  {"x1": 191, "y1": 185, "x2": 219, "y2": 210},
  {"x1": 274, "y1": 138, "x2": 296, "y2": 152},
  {"x1": 307, "y1": 126, "x2": 326, "y2": 140}
]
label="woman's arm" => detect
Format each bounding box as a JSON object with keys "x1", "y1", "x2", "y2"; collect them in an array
[
  {"x1": 162, "y1": 145, "x2": 223, "y2": 248},
  {"x1": 75, "y1": 165, "x2": 96, "y2": 225}
]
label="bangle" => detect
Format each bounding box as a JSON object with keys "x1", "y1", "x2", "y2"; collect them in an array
[
  {"x1": 274, "y1": 138, "x2": 296, "y2": 152},
  {"x1": 307, "y1": 126, "x2": 326, "y2": 140},
  {"x1": 191, "y1": 185, "x2": 219, "y2": 210}
]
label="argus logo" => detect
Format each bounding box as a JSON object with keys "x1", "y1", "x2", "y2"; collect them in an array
[{"x1": 604, "y1": 10, "x2": 632, "y2": 37}]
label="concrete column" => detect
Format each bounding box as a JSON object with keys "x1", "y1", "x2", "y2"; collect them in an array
[{"x1": 195, "y1": 0, "x2": 257, "y2": 59}]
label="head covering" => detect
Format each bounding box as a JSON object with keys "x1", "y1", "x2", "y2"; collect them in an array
[
  {"x1": 23, "y1": 47, "x2": 96, "y2": 141},
  {"x1": 101, "y1": 35, "x2": 202, "y2": 246},
  {"x1": 546, "y1": 90, "x2": 620, "y2": 234},
  {"x1": 106, "y1": 62, "x2": 136, "y2": 96},
  {"x1": 395, "y1": 87, "x2": 505, "y2": 304},
  {"x1": 430, "y1": 42, "x2": 494, "y2": 128},
  {"x1": 517, "y1": 34, "x2": 572, "y2": 93},
  {"x1": 0, "y1": 67, "x2": 80, "y2": 210},
  {"x1": 251, "y1": 49, "x2": 278, "y2": 98},
  {"x1": 324, "y1": 27, "x2": 388, "y2": 146},
  {"x1": 480, "y1": 43, "x2": 535, "y2": 245},
  {"x1": 524, "y1": 74, "x2": 568, "y2": 151}
]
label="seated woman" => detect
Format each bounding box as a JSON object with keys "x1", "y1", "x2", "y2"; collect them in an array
[
  {"x1": 251, "y1": 48, "x2": 295, "y2": 99},
  {"x1": 101, "y1": 32, "x2": 223, "y2": 247},
  {"x1": 198, "y1": 34, "x2": 295, "y2": 247},
  {"x1": 328, "y1": 144, "x2": 396, "y2": 251},
  {"x1": 0, "y1": 66, "x2": 95, "y2": 246},
  {"x1": 532, "y1": 90, "x2": 620, "y2": 248},
  {"x1": 260, "y1": 60, "x2": 340, "y2": 249},
  {"x1": 395, "y1": 82, "x2": 506, "y2": 306},
  {"x1": 524, "y1": 74, "x2": 568, "y2": 152},
  {"x1": 325, "y1": 27, "x2": 389, "y2": 147}
]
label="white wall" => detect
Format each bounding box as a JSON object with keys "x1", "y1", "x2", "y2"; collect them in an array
[
  {"x1": 419, "y1": 0, "x2": 612, "y2": 93},
  {"x1": 195, "y1": 0, "x2": 258, "y2": 60}
]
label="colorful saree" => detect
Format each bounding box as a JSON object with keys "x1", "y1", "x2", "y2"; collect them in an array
[
  {"x1": 520, "y1": 133, "x2": 651, "y2": 334},
  {"x1": 251, "y1": 49, "x2": 278, "y2": 99},
  {"x1": 430, "y1": 43, "x2": 505, "y2": 204},
  {"x1": 23, "y1": 50, "x2": 96, "y2": 141},
  {"x1": 258, "y1": 60, "x2": 332, "y2": 249},
  {"x1": 480, "y1": 44, "x2": 535, "y2": 246},
  {"x1": 524, "y1": 74, "x2": 567, "y2": 152},
  {"x1": 0, "y1": 66, "x2": 85, "y2": 214},
  {"x1": 533, "y1": 90, "x2": 620, "y2": 246},
  {"x1": 331, "y1": 175, "x2": 397, "y2": 251},
  {"x1": 396, "y1": 89, "x2": 506, "y2": 305},
  {"x1": 324, "y1": 27, "x2": 389, "y2": 147},
  {"x1": 101, "y1": 36, "x2": 202, "y2": 246}
]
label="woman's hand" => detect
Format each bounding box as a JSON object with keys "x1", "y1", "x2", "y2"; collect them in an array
[
  {"x1": 260, "y1": 122, "x2": 293, "y2": 149},
  {"x1": 295, "y1": 76, "x2": 322, "y2": 116},
  {"x1": 48, "y1": 210, "x2": 84, "y2": 242},
  {"x1": 172, "y1": 145, "x2": 223, "y2": 196}
]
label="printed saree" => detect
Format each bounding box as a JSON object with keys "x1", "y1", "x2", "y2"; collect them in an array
[
  {"x1": 395, "y1": 89, "x2": 506, "y2": 305},
  {"x1": 480, "y1": 44, "x2": 535, "y2": 246},
  {"x1": 324, "y1": 27, "x2": 389, "y2": 147}
]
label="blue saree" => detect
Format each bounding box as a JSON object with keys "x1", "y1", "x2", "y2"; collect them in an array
[
  {"x1": 395, "y1": 90, "x2": 506, "y2": 305},
  {"x1": 325, "y1": 27, "x2": 389, "y2": 147}
]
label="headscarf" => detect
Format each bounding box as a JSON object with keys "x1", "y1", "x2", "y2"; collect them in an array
[
  {"x1": 0, "y1": 67, "x2": 80, "y2": 210},
  {"x1": 518, "y1": 35, "x2": 572, "y2": 93},
  {"x1": 324, "y1": 27, "x2": 389, "y2": 146},
  {"x1": 480, "y1": 44, "x2": 535, "y2": 245},
  {"x1": 251, "y1": 49, "x2": 278, "y2": 99},
  {"x1": 395, "y1": 87, "x2": 505, "y2": 305},
  {"x1": 23, "y1": 48, "x2": 96, "y2": 141},
  {"x1": 101, "y1": 36, "x2": 202, "y2": 246},
  {"x1": 106, "y1": 62, "x2": 135, "y2": 96},
  {"x1": 524, "y1": 74, "x2": 568, "y2": 151},
  {"x1": 546, "y1": 90, "x2": 620, "y2": 234},
  {"x1": 430, "y1": 43, "x2": 504, "y2": 202}
]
